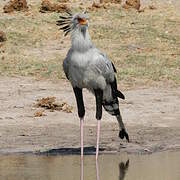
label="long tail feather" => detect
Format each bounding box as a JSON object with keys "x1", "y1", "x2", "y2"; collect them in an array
[{"x1": 103, "y1": 76, "x2": 125, "y2": 116}]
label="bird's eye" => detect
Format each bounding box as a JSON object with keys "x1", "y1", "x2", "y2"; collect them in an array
[{"x1": 77, "y1": 17, "x2": 82, "y2": 22}]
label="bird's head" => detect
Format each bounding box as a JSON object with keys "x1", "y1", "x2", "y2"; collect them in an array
[{"x1": 56, "y1": 11, "x2": 89, "y2": 37}]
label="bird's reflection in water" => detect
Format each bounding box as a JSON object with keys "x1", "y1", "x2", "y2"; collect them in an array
[
  {"x1": 80, "y1": 159, "x2": 100, "y2": 180},
  {"x1": 119, "y1": 160, "x2": 129, "y2": 180},
  {"x1": 80, "y1": 158, "x2": 129, "y2": 180},
  {"x1": 96, "y1": 159, "x2": 129, "y2": 180},
  {"x1": 96, "y1": 160, "x2": 100, "y2": 180},
  {"x1": 81, "y1": 159, "x2": 84, "y2": 180}
]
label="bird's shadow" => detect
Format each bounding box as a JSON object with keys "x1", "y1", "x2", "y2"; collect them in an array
[{"x1": 36, "y1": 146, "x2": 105, "y2": 156}]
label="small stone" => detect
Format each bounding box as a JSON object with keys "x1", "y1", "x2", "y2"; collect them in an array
[
  {"x1": 0, "y1": 31, "x2": 7, "y2": 42},
  {"x1": 144, "y1": 148, "x2": 151, "y2": 152},
  {"x1": 149, "y1": 5, "x2": 157, "y2": 10},
  {"x1": 34, "y1": 110, "x2": 46, "y2": 117}
]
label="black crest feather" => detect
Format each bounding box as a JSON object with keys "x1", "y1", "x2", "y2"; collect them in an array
[{"x1": 56, "y1": 12, "x2": 73, "y2": 36}]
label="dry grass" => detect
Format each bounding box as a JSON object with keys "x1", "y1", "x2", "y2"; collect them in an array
[
  {"x1": 0, "y1": 3, "x2": 64, "y2": 79},
  {"x1": 90, "y1": 4, "x2": 180, "y2": 86},
  {"x1": 0, "y1": 0, "x2": 180, "y2": 88}
]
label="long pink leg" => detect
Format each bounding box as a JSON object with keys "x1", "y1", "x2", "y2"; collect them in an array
[
  {"x1": 96, "y1": 120, "x2": 101, "y2": 160},
  {"x1": 80, "y1": 118, "x2": 84, "y2": 160}
]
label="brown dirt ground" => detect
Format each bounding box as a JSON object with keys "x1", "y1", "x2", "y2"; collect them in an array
[
  {"x1": 39, "y1": 0, "x2": 69, "y2": 13},
  {"x1": 3, "y1": 0, "x2": 28, "y2": 13},
  {"x1": 0, "y1": 76, "x2": 179, "y2": 154}
]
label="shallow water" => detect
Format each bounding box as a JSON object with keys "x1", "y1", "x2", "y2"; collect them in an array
[{"x1": 0, "y1": 151, "x2": 180, "y2": 180}]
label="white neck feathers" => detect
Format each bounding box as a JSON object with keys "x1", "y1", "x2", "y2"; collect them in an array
[{"x1": 71, "y1": 27, "x2": 93, "y2": 52}]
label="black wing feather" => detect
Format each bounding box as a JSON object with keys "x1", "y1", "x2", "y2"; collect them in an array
[
  {"x1": 111, "y1": 77, "x2": 125, "y2": 100},
  {"x1": 111, "y1": 62, "x2": 117, "y2": 73}
]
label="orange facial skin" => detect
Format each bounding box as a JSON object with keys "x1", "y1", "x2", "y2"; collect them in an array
[{"x1": 78, "y1": 18, "x2": 87, "y2": 25}]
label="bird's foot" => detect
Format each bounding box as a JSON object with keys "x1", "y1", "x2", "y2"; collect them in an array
[{"x1": 119, "y1": 129, "x2": 129, "y2": 142}]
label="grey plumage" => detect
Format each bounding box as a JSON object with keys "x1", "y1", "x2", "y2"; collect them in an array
[{"x1": 57, "y1": 11, "x2": 129, "y2": 141}]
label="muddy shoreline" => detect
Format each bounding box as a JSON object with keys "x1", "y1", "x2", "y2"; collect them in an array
[{"x1": 0, "y1": 77, "x2": 180, "y2": 155}]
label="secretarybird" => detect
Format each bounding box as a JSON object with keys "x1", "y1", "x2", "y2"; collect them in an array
[{"x1": 56, "y1": 11, "x2": 129, "y2": 160}]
